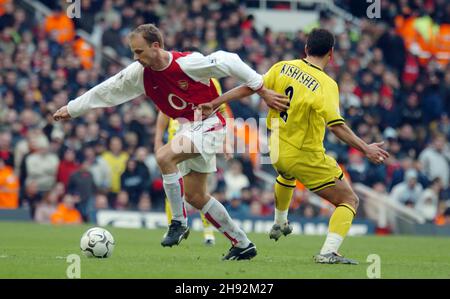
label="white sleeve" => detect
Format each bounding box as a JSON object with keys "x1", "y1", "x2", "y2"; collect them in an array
[
  {"x1": 176, "y1": 50, "x2": 263, "y2": 91},
  {"x1": 67, "y1": 62, "x2": 145, "y2": 118}
]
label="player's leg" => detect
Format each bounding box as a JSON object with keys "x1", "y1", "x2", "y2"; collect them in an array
[
  {"x1": 201, "y1": 173, "x2": 215, "y2": 246},
  {"x1": 165, "y1": 198, "x2": 172, "y2": 225},
  {"x1": 201, "y1": 212, "x2": 215, "y2": 246},
  {"x1": 268, "y1": 139, "x2": 296, "y2": 241},
  {"x1": 269, "y1": 175, "x2": 296, "y2": 241},
  {"x1": 156, "y1": 135, "x2": 199, "y2": 247},
  {"x1": 183, "y1": 171, "x2": 256, "y2": 260},
  {"x1": 313, "y1": 177, "x2": 359, "y2": 265},
  {"x1": 292, "y1": 151, "x2": 358, "y2": 264}
]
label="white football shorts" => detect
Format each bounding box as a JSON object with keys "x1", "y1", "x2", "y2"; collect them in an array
[{"x1": 175, "y1": 113, "x2": 226, "y2": 177}]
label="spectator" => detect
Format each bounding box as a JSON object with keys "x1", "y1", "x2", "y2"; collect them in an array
[
  {"x1": 396, "y1": 124, "x2": 420, "y2": 157},
  {"x1": 102, "y1": 14, "x2": 123, "y2": 54},
  {"x1": 21, "y1": 180, "x2": 41, "y2": 216},
  {"x1": 416, "y1": 178, "x2": 442, "y2": 223},
  {"x1": 114, "y1": 190, "x2": 130, "y2": 210},
  {"x1": 43, "y1": 4, "x2": 75, "y2": 44},
  {"x1": 390, "y1": 156, "x2": 429, "y2": 190},
  {"x1": 34, "y1": 190, "x2": 58, "y2": 223},
  {"x1": 224, "y1": 159, "x2": 250, "y2": 200},
  {"x1": 227, "y1": 197, "x2": 250, "y2": 218},
  {"x1": 68, "y1": 160, "x2": 96, "y2": 222},
  {"x1": 24, "y1": 136, "x2": 59, "y2": 194},
  {"x1": 236, "y1": 152, "x2": 257, "y2": 187},
  {"x1": 102, "y1": 136, "x2": 129, "y2": 195},
  {"x1": 73, "y1": 35, "x2": 95, "y2": 69},
  {"x1": 240, "y1": 187, "x2": 253, "y2": 209},
  {"x1": 90, "y1": 193, "x2": 109, "y2": 223},
  {"x1": 436, "y1": 206, "x2": 450, "y2": 226},
  {"x1": 376, "y1": 27, "x2": 406, "y2": 76},
  {"x1": 56, "y1": 148, "x2": 80, "y2": 189},
  {"x1": 83, "y1": 146, "x2": 111, "y2": 193},
  {"x1": 400, "y1": 92, "x2": 423, "y2": 126},
  {"x1": 0, "y1": 157, "x2": 19, "y2": 209},
  {"x1": 390, "y1": 169, "x2": 424, "y2": 206},
  {"x1": 422, "y1": 72, "x2": 445, "y2": 124},
  {"x1": 250, "y1": 190, "x2": 273, "y2": 217},
  {"x1": 346, "y1": 148, "x2": 369, "y2": 184},
  {"x1": 0, "y1": 131, "x2": 14, "y2": 167},
  {"x1": 137, "y1": 192, "x2": 152, "y2": 212},
  {"x1": 419, "y1": 134, "x2": 450, "y2": 190},
  {"x1": 73, "y1": 0, "x2": 96, "y2": 34},
  {"x1": 121, "y1": 158, "x2": 150, "y2": 208},
  {"x1": 135, "y1": 146, "x2": 159, "y2": 181},
  {"x1": 50, "y1": 194, "x2": 82, "y2": 225}
]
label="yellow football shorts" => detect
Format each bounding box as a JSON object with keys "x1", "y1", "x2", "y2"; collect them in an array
[{"x1": 270, "y1": 139, "x2": 344, "y2": 192}]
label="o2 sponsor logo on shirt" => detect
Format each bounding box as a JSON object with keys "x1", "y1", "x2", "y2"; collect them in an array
[{"x1": 168, "y1": 93, "x2": 197, "y2": 111}]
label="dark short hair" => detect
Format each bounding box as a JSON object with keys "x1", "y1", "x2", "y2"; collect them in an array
[
  {"x1": 130, "y1": 24, "x2": 164, "y2": 48},
  {"x1": 306, "y1": 28, "x2": 335, "y2": 57}
]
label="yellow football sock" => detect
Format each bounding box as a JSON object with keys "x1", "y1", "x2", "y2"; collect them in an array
[
  {"x1": 165, "y1": 198, "x2": 172, "y2": 225},
  {"x1": 201, "y1": 212, "x2": 215, "y2": 240},
  {"x1": 274, "y1": 175, "x2": 296, "y2": 211},
  {"x1": 328, "y1": 203, "x2": 356, "y2": 238},
  {"x1": 274, "y1": 176, "x2": 296, "y2": 225}
]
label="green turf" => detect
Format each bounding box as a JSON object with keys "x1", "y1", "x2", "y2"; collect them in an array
[{"x1": 0, "y1": 221, "x2": 449, "y2": 278}]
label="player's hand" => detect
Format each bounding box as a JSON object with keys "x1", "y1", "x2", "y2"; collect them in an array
[
  {"x1": 365, "y1": 142, "x2": 390, "y2": 164},
  {"x1": 257, "y1": 87, "x2": 289, "y2": 112},
  {"x1": 197, "y1": 103, "x2": 214, "y2": 119},
  {"x1": 53, "y1": 106, "x2": 71, "y2": 121}
]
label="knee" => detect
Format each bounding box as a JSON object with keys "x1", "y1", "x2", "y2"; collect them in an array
[
  {"x1": 185, "y1": 192, "x2": 208, "y2": 210},
  {"x1": 346, "y1": 193, "x2": 359, "y2": 211},
  {"x1": 336, "y1": 191, "x2": 359, "y2": 211},
  {"x1": 155, "y1": 147, "x2": 173, "y2": 167}
]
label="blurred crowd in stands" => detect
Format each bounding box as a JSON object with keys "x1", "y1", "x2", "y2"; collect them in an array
[{"x1": 0, "y1": 0, "x2": 450, "y2": 229}]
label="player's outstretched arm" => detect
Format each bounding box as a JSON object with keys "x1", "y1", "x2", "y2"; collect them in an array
[
  {"x1": 179, "y1": 50, "x2": 288, "y2": 117},
  {"x1": 53, "y1": 62, "x2": 145, "y2": 121},
  {"x1": 154, "y1": 111, "x2": 170, "y2": 153},
  {"x1": 329, "y1": 123, "x2": 389, "y2": 164},
  {"x1": 198, "y1": 85, "x2": 254, "y2": 117},
  {"x1": 198, "y1": 85, "x2": 288, "y2": 118}
]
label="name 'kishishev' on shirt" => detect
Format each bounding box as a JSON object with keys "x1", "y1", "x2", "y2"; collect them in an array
[{"x1": 279, "y1": 64, "x2": 320, "y2": 92}]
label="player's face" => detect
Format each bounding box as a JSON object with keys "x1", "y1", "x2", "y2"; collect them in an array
[{"x1": 129, "y1": 34, "x2": 160, "y2": 68}]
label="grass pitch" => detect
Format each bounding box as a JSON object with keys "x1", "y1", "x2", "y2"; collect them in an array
[{"x1": 0, "y1": 221, "x2": 449, "y2": 279}]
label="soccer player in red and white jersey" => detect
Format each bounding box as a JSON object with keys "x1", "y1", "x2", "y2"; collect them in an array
[{"x1": 53, "y1": 24, "x2": 288, "y2": 260}]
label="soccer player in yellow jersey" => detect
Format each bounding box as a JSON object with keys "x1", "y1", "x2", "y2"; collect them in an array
[
  {"x1": 200, "y1": 28, "x2": 389, "y2": 264},
  {"x1": 154, "y1": 78, "x2": 230, "y2": 246}
]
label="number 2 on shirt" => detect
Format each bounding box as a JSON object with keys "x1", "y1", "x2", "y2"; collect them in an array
[{"x1": 280, "y1": 86, "x2": 294, "y2": 122}]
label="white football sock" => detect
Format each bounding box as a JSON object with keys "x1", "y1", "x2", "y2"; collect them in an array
[
  {"x1": 201, "y1": 197, "x2": 250, "y2": 248},
  {"x1": 320, "y1": 232, "x2": 343, "y2": 255},
  {"x1": 274, "y1": 208, "x2": 288, "y2": 225},
  {"x1": 162, "y1": 172, "x2": 187, "y2": 226}
]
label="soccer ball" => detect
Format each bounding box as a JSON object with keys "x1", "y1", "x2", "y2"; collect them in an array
[{"x1": 80, "y1": 227, "x2": 115, "y2": 258}]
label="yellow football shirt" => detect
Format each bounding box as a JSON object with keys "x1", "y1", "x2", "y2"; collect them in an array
[{"x1": 264, "y1": 59, "x2": 344, "y2": 152}]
